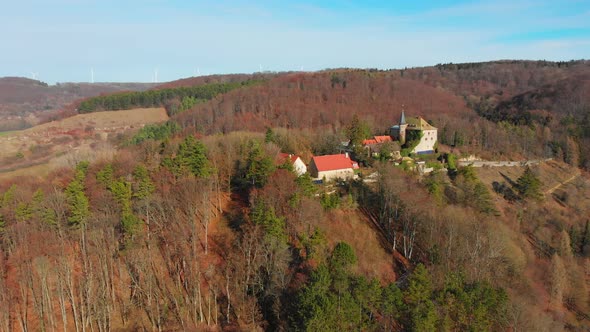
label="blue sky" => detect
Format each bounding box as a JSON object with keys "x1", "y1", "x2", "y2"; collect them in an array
[{"x1": 1, "y1": 0, "x2": 589, "y2": 83}]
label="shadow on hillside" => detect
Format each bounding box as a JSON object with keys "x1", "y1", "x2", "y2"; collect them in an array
[{"x1": 499, "y1": 171, "x2": 517, "y2": 187}]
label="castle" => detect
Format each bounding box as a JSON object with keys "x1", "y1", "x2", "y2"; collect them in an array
[{"x1": 390, "y1": 111, "x2": 437, "y2": 154}]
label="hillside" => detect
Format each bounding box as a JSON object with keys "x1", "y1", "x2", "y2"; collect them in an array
[
  {"x1": 174, "y1": 70, "x2": 475, "y2": 134},
  {"x1": 0, "y1": 108, "x2": 168, "y2": 180},
  {"x1": 1, "y1": 60, "x2": 590, "y2": 331},
  {"x1": 0, "y1": 77, "x2": 157, "y2": 131},
  {"x1": 170, "y1": 61, "x2": 589, "y2": 164}
]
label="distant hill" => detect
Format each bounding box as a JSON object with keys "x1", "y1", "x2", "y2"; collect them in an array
[
  {"x1": 153, "y1": 72, "x2": 278, "y2": 89},
  {"x1": 168, "y1": 60, "x2": 590, "y2": 166},
  {"x1": 173, "y1": 70, "x2": 475, "y2": 134},
  {"x1": 0, "y1": 77, "x2": 157, "y2": 131}
]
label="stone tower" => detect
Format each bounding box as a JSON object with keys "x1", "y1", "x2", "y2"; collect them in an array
[{"x1": 399, "y1": 110, "x2": 408, "y2": 145}]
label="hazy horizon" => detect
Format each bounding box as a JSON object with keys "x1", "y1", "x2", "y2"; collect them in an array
[{"x1": 2, "y1": 0, "x2": 589, "y2": 84}]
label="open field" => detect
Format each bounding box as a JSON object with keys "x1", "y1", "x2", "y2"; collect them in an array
[
  {"x1": 474, "y1": 159, "x2": 578, "y2": 195},
  {"x1": 22, "y1": 107, "x2": 168, "y2": 135},
  {"x1": 0, "y1": 108, "x2": 168, "y2": 176}
]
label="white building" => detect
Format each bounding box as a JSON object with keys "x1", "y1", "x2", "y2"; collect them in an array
[
  {"x1": 390, "y1": 111, "x2": 437, "y2": 154},
  {"x1": 309, "y1": 153, "x2": 359, "y2": 181},
  {"x1": 277, "y1": 153, "x2": 307, "y2": 176}
]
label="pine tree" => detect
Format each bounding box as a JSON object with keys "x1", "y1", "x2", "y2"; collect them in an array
[
  {"x1": 110, "y1": 178, "x2": 140, "y2": 237},
  {"x1": 175, "y1": 136, "x2": 212, "y2": 177},
  {"x1": 250, "y1": 200, "x2": 286, "y2": 242},
  {"x1": 516, "y1": 166, "x2": 543, "y2": 200},
  {"x1": 346, "y1": 114, "x2": 371, "y2": 147},
  {"x1": 132, "y1": 165, "x2": 155, "y2": 200},
  {"x1": 96, "y1": 164, "x2": 114, "y2": 187},
  {"x1": 404, "y1": 264, "x2": 437, "y2": 331},
  {"x1": 66, "y1": 162, "x2": 90, "y2": 227},
  {"x1": 245, "y1": 142, "x2": 275, "y2": 188},
  {"x1": 15, "y1": 202, "x2": 32, "y2": 222},
  {"x1": 265, "y1": 127, "x2": 276, "y2": 143}
]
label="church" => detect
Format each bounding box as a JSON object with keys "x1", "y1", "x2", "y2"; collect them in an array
[{"x1": 390, "y1": 111, "x2": 437, "y2": 154}]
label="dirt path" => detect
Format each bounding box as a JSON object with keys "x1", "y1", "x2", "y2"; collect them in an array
[{"x1": 545, "y1": 173, "x2": 579, "y2": 195}]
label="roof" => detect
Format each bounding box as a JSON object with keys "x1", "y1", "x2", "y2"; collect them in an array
[
  {"x1": 311, "y1": 154, "x2": 358, "y2": 172},
  {"x1": 362, "y1": 135, "x2": 392, "y2": 146},
  {"x1": 276, "y1": 153, "x2": 301, "y2": 165},
  {"x1": 374, "y1": 135, "x2": 392, "y2": 143},
  {"x1": 406, "y1": 116, "x2": 437, "y2": 130}
]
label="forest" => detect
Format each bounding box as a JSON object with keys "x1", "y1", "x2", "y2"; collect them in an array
[
  {"x1": 77, "y1": 80, "x2": 262, "y2": 114},
  {"x1": 1, "y1": 60, "x2": 590, "y2": 331}
]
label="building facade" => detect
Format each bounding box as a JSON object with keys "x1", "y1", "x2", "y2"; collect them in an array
[
  {"x1": 390, "y1": 111, "x2": 437, "y2": 154},
  {"x1": 309, "y1": 153, "x2": 358, "y2": 181}
]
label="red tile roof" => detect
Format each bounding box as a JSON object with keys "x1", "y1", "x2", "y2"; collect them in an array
[
  {"x1": 362, "y1": 135, "x2": 393, "y2": 146},
  {"x1": 276, "y1": 153, "x2": 300, "y2": 165},
  {"x1": 311, "y1": 154, "x2": 358, "y2": 172},
  {"x1": 374, "y1": 135, "x2": 392, "y2": 143}
]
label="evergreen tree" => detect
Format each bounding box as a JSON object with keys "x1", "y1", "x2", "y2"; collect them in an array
[
  {"x1": 175, "y1": 136, "x2": 212, "y2": 177},
  {"x1": 346, "y1": 114, "x2": 371, "y2": 147},
  {"x1": 329, "y1": 242, "x2": 357, "y2": 272},
  {"x1": 110, "y1": 178, "x2": 140, "y2": 237},
  {"x1": 516, "y1": 166, "x2": 543, "y2": 200},
  {"x1": 15, "y1": 202, "x2": 32, "y2": 222},
  {"x1": 1, "y1": 184, "x2": 16, "y2": 209},
  {"x1": 250, "y1": 200, "x2": 286, "y2": 242},
  {"x1": 381, "y1": 283, "x2": 404, "y2": 329},
  {"x1": 96, "y1": 164, "x2": 114, "y2": 187},
  {"x1": 245, "y1": 142, "x2": 275, "y2": 188},
  {"x1": 404, "y1": 264, "x2": 437, "y2": 331},
  {"x1": 66, "y1": 162, "x2": 90, "y2": 227},
  {"x1": 132, "y1": 165, "x2": 155, "y2": 200},
  {"x1": 265, "y1": 127, "x2": 276, "y2": 143},
  {"x1": 295, "y1": 173, "x2": 317, "y2": 197}
]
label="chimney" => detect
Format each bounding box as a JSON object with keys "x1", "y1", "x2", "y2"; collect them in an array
[{"x1": 345, "y1": 152, "x2": 349, "y2": 158}]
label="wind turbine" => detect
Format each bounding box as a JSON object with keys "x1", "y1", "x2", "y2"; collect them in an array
[
  {"x1": 259, "y1": 64, "x2": 262, "y2": 72},
  {"x1": 90, "y1": 67, "x2": 94, "y2": 83},
  {"x1": 30, "y1": 72, "x2": 38, "y2": 80},
  {"x1": 153, "y1": 68, "x2": 159, "y2": 83}
]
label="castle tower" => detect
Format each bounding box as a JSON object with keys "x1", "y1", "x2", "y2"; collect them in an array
[{"x1": 399, "y1": 110, "x2": 408, "y2": 145}]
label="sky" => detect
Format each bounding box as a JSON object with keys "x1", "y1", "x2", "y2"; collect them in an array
[{"x1": 1, "y1": 0, "x2": 589, "y2": 84}]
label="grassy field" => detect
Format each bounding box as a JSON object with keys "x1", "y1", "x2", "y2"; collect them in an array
[
  {"x1": 0, "y1": 108, "x2": 169, "y2": 177},
  {"x1": 0, "y1": 131, "x2": 16, "y2": 136},
  {"x1": 24, "y1": 107, "x2": 168, "y2": 134},
  {"x1": 474, "y1": 160, "x2": 577, "y2": 194}
]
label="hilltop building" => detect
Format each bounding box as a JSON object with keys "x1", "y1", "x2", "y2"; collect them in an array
[
  {"x1": 361, "y1": 135, "x2": 401, "y2": 159},
  {"x1": 390, "y1": 111, "x2": 437, "y2": 154},
  {"x1": 276, "y1": 153, "x2": 307, "y2": 176},
  {"x1": 309, "y1": 153, "x2": 359, "y2": 181}
]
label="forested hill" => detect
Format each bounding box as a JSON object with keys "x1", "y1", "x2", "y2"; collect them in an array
[
  {"x1": 76, "y1": 80, "x2": 262, "y2": 114},
  {"x1": 1, "y1": 60, "x2": 590, "y2": 331},
  {"x1": 170, "y1": 60, "x2": 590, "y2": 168}
]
